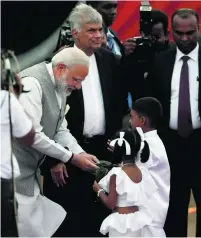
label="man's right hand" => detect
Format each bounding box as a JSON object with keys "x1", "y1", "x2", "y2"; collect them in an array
[
  {"x1": 123, "y1": 38, "x2": 137, "y2": 56},
  {"x1": 71, "y1": 153, "x2": 99, "y2": 171},
  {"x1": 50, "y1": 162, "x2": 68, "y2": 187}
]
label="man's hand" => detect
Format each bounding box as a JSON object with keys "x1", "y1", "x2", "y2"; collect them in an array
[
  {"x1": 50, "y1": 163, "x2": 68, "y2": 187},
  {"x1": 71, "y1": 153, "x2": 99, "y2": 171},
  {"x1": 123, "y1": 38, "x2": 137, "y2": 56},
  {"x1": 107, "y1": 140, "x2": 114, "y2": 153}
]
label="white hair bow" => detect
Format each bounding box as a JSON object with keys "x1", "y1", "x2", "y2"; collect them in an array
[
  {"x1": 109, "y1": 132, "x2": 131, "y2": 155},
  {"x1": 136, "y1": 127, "x2": 145, "y2": 160}
]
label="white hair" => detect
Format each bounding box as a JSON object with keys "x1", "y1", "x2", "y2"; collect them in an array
[
  {"x1": 68, "y1": 3, "x2": 102, "y2": 32},
  {"x1": 51, "y1": 47, "x2": 89, "y2": 68}
]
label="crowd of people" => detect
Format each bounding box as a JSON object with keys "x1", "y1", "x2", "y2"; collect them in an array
[{"x1": 1, "y1": 1, "x2": 201, "y2": 237}]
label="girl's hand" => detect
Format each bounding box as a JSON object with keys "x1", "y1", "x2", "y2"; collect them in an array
[{"x1": 93, "y1": 180, "x2": 101, "y2": 193}]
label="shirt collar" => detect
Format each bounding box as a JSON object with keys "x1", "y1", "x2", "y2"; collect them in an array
[
  {"x1": 175, "y1": 43, "x2": 199, "y2": 63},
  {"x1": 46, "y1": 62, "x2": 56, "y2": 86},
  {"x1": 144, "y1": 130, "x2": 158, "y2": 138},
  {"x1": 74, "y1": 43, "x2": 94, "y2": 59},
  {"x1": 107, "y1": 29, "x2": 114, "y2": 38}
]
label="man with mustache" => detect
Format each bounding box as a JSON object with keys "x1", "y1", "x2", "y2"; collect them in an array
[{"x1": 13, "y1": 47, "x2": 99, "y2": 237}]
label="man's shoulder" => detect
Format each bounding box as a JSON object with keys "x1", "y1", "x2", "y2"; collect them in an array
[
  {"x1": 19, "y1": 62, "x2": 46, "y2": 76},
  {"x1": 96, "y1": 47, "x2": 120, "y2": 63},
  {"x1": 97, "y1": 47, "x2": 114, "y2": 56},
  {"x1": 154, "y1": 43, "x2": 176, "y2": 61}
]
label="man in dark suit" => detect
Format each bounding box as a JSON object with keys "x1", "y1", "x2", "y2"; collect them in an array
[
  {"x1": 86, "y1": 0, "x2": 124, "y2": 56},
  {"x1": 148, "y1": 9, "x2": 201, "y2": 237},
  {"x1": 41, "y1": 3, "x2": 127, "y2": 237}
]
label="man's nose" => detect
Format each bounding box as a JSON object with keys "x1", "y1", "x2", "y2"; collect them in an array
[
  {"x1": 181, "y1": 34, "x2": 189, "y2": 41},
  {"x1": 95, "y1": 30, "x2": 102, "y2": 38}
]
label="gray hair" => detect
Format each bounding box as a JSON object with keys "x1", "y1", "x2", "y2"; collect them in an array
[
  {"x1": 68, "y1": 3, "x2": 102, "y2": 32},
  {"x1": 52, "y1": 47, "x2": 89, "y2": 68}
]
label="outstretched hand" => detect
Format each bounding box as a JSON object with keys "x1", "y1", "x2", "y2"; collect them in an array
[{"x1": 71, "y1": 153, "x2": 99, "y2": 171}]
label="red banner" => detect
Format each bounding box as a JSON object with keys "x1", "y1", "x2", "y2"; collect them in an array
[{"x1": 112, "y1": 1, "x2": 201, "y2": 42}]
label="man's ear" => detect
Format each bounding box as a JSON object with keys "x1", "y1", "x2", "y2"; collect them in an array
[
  {"x1": 55, "y1": 63, "x2": 66, "y2": 75},
  {"x1": 140, "y1": 116, "x2": 146, "y2": 126},
  {"x1": 72, "y1": 29, "x2": 79, "y2": 39}
]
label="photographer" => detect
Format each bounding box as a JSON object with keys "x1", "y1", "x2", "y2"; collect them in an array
[
  {"x1": 122, "y1": 9, "x2": 171, "y2": 104},
  {"x1": 1, "y1": 78, "x2": 35, "y2": 236}
]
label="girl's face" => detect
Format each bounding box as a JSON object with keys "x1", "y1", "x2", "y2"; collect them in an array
[{"x1": 129, "y1": 109, "x2": 144, "y2": 130}]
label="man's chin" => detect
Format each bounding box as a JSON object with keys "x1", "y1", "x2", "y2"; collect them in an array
[{"x1": 92, "y1": 43, "x2": 102, "y2": 49}]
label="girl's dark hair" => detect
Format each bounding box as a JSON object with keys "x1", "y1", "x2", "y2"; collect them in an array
[{"x1": 112, "y1": 129, "x2": 150, "y2": 164}]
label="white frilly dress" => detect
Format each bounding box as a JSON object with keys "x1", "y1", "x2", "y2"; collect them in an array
[{"x1": 98, "y1": 167, "x2": 158, "y2": 237}]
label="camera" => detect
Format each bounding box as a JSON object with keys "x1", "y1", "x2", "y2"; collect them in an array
[{"x1": 133, "y1": 1, "x2": 155, "y2": 62}]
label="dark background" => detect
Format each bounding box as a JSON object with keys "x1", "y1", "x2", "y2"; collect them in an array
[{"x1": 1, "y1": 1, "x2": 77, "y2": 55}]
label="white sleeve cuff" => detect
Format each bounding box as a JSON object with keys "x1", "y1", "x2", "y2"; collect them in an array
[{"x1": 61, "y1": 150, "x2": 73, "y2": 163}]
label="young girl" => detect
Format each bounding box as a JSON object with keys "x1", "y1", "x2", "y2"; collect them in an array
[{"x1": 93, "y1": 128, "x2": 158, "y2": 237}]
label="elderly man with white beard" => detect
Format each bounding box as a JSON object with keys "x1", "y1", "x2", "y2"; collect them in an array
[{"x1": 13, "y1": 47, "x2": 99, "y2": 237}]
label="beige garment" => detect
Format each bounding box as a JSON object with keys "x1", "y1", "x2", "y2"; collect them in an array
[{"x1": 16, "y1": 183, "x2": 66, "y2": 237}]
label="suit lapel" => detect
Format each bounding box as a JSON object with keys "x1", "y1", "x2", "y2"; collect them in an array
[
  {"x1": 164, "y1": 46, "x2": 177, "y2": 100},
  {"x1": 198, "y1": 47, "x2": 201, "y2": 116},
  {"x1": 77, "y1": 88, "x2": 84, "y2": 115},
  {"x1": 95, "y1": 50, "x2": 110, "y2": 108}
]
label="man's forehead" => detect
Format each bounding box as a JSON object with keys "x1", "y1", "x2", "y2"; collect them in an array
[
  {"x1": 173, "y1": 15, "x2": 198, "y2": 27},
  {"x1": 84, "y1": 23, "x2": 102, "y2": 29}
]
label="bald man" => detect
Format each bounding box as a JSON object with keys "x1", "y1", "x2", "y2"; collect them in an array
[{"x1": 13, "y1": 47, "x2": 99, "y2": 237}]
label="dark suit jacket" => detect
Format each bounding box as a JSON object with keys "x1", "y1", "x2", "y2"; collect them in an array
[
  {"x1": 66, "y1": 47, "x2": 127, "y2": 142},
  {"x1": 122, "y1": 42, "x2": 174, "y2": 103},
  {"x1": 147, "y1": 44, "x2": 201, "y2": 133}
]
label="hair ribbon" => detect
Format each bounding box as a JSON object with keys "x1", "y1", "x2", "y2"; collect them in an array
[{"x1": 109, "y1": 132, "x2": 131, "y2": 155}]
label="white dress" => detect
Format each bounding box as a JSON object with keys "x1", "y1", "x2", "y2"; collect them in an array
[{"x1": 98, "y1": 167, "x2": 159, "y2": 237}]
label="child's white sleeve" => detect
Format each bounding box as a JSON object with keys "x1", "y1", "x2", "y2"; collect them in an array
[{"x1": 98, "y1": 168, "x2": 119, "y2": 193}]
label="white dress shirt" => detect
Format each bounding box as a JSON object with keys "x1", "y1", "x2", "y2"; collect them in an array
[
  {"x1": 170, "y1": 43, "x2": 201, "y2": 129},
  {"x1": 19, "y1": 63, "x2": 84, "y2": 163},
  {"x1": 137, "y1": 130, "x2": 170, "y2": 228},
  {"x1": 0, "y1": 90, "x2": 32, "y2": 179},
  {"x1": 74, "y1": 45, "x2": 105, "y2": 137}
]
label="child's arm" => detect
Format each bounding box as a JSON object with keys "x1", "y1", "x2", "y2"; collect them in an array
[{"x1": 93, "y1": 175, "x2": 117, "y2": 210}]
